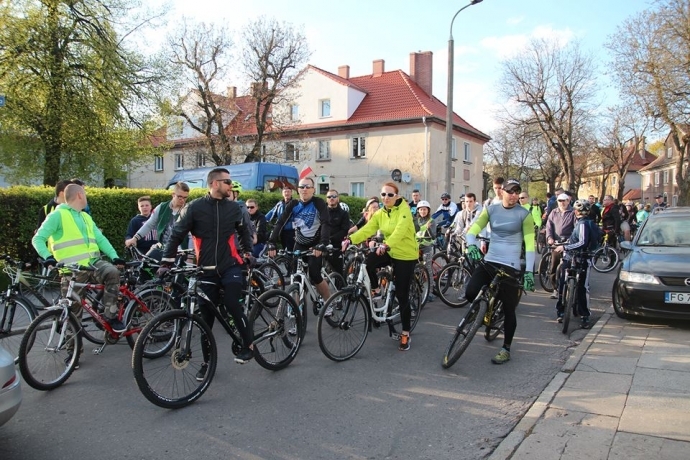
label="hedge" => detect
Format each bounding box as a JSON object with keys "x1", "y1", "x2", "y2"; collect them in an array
[{"x1": 0, "y1": 186, "x2": 367, "y2": 261}]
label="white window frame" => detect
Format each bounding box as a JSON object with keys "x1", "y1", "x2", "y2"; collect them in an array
[
  {"x1": 451, "y1": 138, "x2": 457, "y2": 160},
  {"x1": 154, "y1": 156, "x2": 164, "y2": 172},
  {"x1": 174, "y1": 153, "x2": 184, "y2": 170},
  {"x1": 667, "y1": 147, "x2": 673, "y2": 159},
  {"x1": 196, "y1": 153, "x2": 206, "y2": 168},
  {"x1": 663, "y1": 170, "x2": 669, "y2": 184},
  {"x1": 319, "y1": 99, "x2": 331, "y2": 118},
  {"x1": 351, "y1": 136, "x2": 366, "y2": 159},
  {"x1": 654, "y1": 172, "x2": 660, "y2": 185},
  {"x1": 463, "y1": 142, "x2": 471, "y2": 162},
  {"x1": 285, "y1": 142, "x2": 299, "y2": 162},
  {"x1": 611, "y1": 175, "x2": 617, "y2": 186},
  {"x1": 317, "y1": 140, "x2": 331, "y2": 160},
  {"x1": 350, "y1": 182, "x2": 364, "y2": 197},
  {"x1": 290, "y1": 104, "x2": 299, "y2": 121}
]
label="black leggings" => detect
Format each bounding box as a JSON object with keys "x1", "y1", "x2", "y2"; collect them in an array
[
  {"x1": 465, "y1": 262, "x2": 521, "y2": 347},
  {"x1": 365, "y1": 252, "x2": 417, "y2": 332}
]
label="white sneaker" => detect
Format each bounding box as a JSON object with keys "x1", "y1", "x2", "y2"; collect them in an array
[{"x1": 324, "y1": 305, "x2": 334, "y2": 317}]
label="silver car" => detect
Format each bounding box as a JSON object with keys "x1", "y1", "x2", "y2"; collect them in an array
[{"x1": 0, "y1": 347, "x2": 21, "y2": 427}]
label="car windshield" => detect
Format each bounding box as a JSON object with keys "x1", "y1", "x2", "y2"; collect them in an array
[{"x1": 637, "y1": 215, "x2": 690, "y2": 246}]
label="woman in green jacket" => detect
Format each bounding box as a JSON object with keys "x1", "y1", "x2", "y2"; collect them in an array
[{"x1": 345, "y1": 182, "x2": 419, "y2": 351}]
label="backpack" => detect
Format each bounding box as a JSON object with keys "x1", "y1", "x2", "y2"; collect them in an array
[{"x1": 587, "y1": 220, "x2": 603, "y2": 251}]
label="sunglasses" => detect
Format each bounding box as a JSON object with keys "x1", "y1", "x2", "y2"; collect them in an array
[
  {"x1": 558, "y1": 199, "x2": 567, "y2": 202},
  {"x1": 504, "y1": 189, "x2": 520, "y2": 195},
  {"x1": 381, "y1": 192, "x2": 396, "y2": 198},
  {"x1": 519, "y1": 196, "x2": 528, "y2": 199},
  {"x1": 246, "y1": 206, "x2": 255, "y2": 209},
  {"x1": 215, "y1": 179, "x2": 233, "y2": 185},
  {"x1": 326, "y1": 195, "x2": 338, "y2": 199},
  {"x1": 298, "y1": 185, "x2": 313, "y2": 189}
]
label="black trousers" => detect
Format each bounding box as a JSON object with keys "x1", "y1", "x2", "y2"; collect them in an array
[{"x1": 365, "y1": 252, "x2": 417, "y2": 332}]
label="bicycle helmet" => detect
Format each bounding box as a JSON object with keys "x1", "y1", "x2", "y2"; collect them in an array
[
  {"x1": 231, "y1": 180, "x2": 243, "y2": 194},
  {"x1": 573, "y1": 199, "x2": 591, "y2": 213},
  {"x1": 417, "y1": 200, "x2": 431, "y2": 210},
  {"x1": 339, "y1": 202, "x2": 350, "y2": 212},
  {"x1": 441, "y1": 192, "x2": 451, "y2": 199}
]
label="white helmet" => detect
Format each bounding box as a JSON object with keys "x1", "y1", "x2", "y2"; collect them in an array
[
  {"x1": 339, "y1": 202, "x2": 350, "y2": 212},
  {"x1": 417, "y1": 200, "x2": 431, "y2": 210}
]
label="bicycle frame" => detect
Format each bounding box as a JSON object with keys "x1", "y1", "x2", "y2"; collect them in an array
[{"x1": 348, "y1": 246, "x2": 399, "y2": 324}]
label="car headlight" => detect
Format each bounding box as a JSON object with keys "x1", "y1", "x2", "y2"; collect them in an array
[{"x1": 619, "y1": 270, "x2": 660, "y2": 284}]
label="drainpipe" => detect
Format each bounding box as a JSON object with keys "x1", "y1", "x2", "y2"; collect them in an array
[{"x1": 422, "y1": 116, "x2": 429, "y2": 198}]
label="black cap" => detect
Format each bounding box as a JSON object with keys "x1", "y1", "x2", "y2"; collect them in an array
[
  {"x1": 655, "y1": 194, "x2": 663, "y2": 199},
  {"x1": 503, "y1": 179, "x2": 521, "y2": 193}
]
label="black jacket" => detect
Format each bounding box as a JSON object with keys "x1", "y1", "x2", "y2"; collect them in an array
[
  {"x1": 325, "y1": 205, "x2": 351, "y2": 247},
  {"x1": 250, "y1": 210, "x2": 269, "y2": 244},
  {"x1": 163, "y1": 194, "x2": 253, "y2": 273}
]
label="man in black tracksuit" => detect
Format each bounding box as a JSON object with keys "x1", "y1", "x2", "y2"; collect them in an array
[
  {"x1": 323, "y1": 190, "x2": 352, "y2": 277},
  {"x1": 161, "y1": 168, "x2": 254, "y2": 371}
]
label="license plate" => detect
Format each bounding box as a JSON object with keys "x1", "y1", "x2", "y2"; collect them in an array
[{"x1": 665, "y1": 292, "x2": 690, "y2": 304}]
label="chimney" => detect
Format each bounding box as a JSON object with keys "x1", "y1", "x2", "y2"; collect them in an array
[
  {"x1": 227, "y1": 86, "x2": 237, "y2": 98},
  {"x1": 410, "y1": 51, "x2": 433, "y2": 97},
  {"x1": 338, "y1": 65, "x2": 350, "y2": 79},
  {"x1": 373, "y1": 59, "x2": 385, "y2": 77}
]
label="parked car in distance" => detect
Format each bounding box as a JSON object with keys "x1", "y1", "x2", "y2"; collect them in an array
[
  {"x1": 0, "y1": 347, "x2": 21, "y2": 427},
  {"x1": 613, "y1": 207, "x2": 690, "y2": 320}
]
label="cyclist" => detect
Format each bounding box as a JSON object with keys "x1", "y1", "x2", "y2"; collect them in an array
[
  {"x1": 323, "y1": 189, "x2": 352, "y2": 277},
  {"x1": 464, "y1": 179, "x2": 535, "y2": 365},
  {"x1": 35, "y1": 179, "x2": 72, "y2": 232},
  {"x1": 267, "y1": 176, "x2": 332, "y2": 304},
  {"x1": 125, "y1": 182, "x2": 190, "y2": 260},
  {"x1": 553, "y1": 199, "x2": 596, "y2": 329},
  {"x1": 452, "y1": 192, "x2": 482, "y2": 238},
  {"x1": 601, "y1": 195, "x2": 621, "y2": 244},
  {"x1": 479, "y1": 177, "x2": 505, "y2": 254},
  {"x1": 545, "y1": 193, "x2": 575, "y2": 299},
  {"x1": 159, "y1": 168, "x2": 255, "y2": 372},
  {"x1": 349, "y1": 197, "x2": 380, "y2": 234},
  {"x1": 415, "y1": 200, "x2": 436, "y2": 301},
  {"x1": 32, "y1": 184, "x2": 126, "y2": 330},
  {"x1": 343, "y1": 182, "x2": 418, "y2": 351},
  {"x1": 265, "y1": 185, "x2": 297, "y2": 251},
  {"x1": 432, "y1": 192, "x2": 458, "y2": 229}
]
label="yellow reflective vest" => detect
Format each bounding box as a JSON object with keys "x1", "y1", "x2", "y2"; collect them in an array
[{"x1": 48, "y1": 208, "x2": 100, "y2": 265}]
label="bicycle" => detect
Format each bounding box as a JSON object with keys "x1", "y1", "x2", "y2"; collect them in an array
[
  {"x1": 17, "y1": 259, "x2": 61, "y2": 308},
  {"x1": 591, "y1": 231, "x2": 619, "y2": 273},
  {"x1": 441, "y1": 259, "x2": 522, "y2": 369},
  {"x1": 434, "y1": 254, "x2": 476, "y2": 308},
  {"x1": 316, "y1": 244, "x2": 423, "y2": 362},
  {"x1": 537, "y1": 240, "x2": 567, "y2": 293},
  {"x1": 17, "y1": 262, "x2": 162, "y2": 391},
  {"x1": 132, "y1": 263, "x2": 301, "y2": 409},
  {"x1": 1, "y1": 255, "x2": 42, "y2": 361},
  {"x1": 558, "y1": 250, "x2": 591, "y2": 334},
  {"x1": 283, "y1": 247, "x2": 345, "y2": 338}
]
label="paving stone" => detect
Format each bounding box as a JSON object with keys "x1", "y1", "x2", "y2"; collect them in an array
[
  {"x1": 577, "y1": 355, "x2": 638, "y2": 375},
  {"x1": 563, "y1": 370, "x2": 632, "y2": 393},
  {"x1": 551, "y1": 388, "x2": 628, "y2": 418},
  {"x1": 586, "y1": 343, "x2": 644, "y2": 359},
  {"x1": 619, "y1": 387, "x2": 690, "y2": 442},
  {"x1": 609, "y1": 432, "x2": 690, "y2": 460}
]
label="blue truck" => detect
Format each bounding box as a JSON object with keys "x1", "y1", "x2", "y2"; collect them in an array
[{"x1": 166, "y1": 162, "x2": 298, "y2": 192}]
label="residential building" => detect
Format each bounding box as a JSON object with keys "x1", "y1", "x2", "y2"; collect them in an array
[
  {"x1": 638, "y1": 131, "x2": 688, "y2": 206},
  {"x1": 127, "y1": 51, "x2": 490, "y2": 199}
]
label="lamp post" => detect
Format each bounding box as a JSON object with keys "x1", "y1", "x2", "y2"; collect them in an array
[{"x1": 445, "y1": 0, "x2": 484, "y2": 195}]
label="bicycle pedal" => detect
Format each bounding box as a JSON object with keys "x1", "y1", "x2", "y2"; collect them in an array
[{"x1": 390, "y1": 333, "x2": 400, "y2": 341}]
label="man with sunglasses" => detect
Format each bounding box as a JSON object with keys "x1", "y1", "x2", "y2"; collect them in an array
[
  {"x1": 545, "y1": 193, "x2": 576, "y2": 298},
  {"x1": 246, "y1": 199, "x2": 268, "y2": 257},
  {"x1": 125, "y1": 181, "x2": 190, "y2": 260},
  {"x1": 464, "y1": 179, "x2": 536, "y2": 365},
  {"x1": 322, "y1": 190, "x2": 351, "y2": 278},
  {"x1": 267, "y1": 177, "x2": 332, "y2": 303},
  {"x1": 159, "y1": 168, "x2": 255, "y2": 368}
]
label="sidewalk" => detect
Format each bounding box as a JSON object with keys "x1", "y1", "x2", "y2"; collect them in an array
[{"x1": 490, "y1": 306, "x2": 690, "y2": 460}]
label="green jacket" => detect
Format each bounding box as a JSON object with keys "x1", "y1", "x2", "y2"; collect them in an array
[
  {"x1": 350, "y1": 198, "x2": 418, "y2": 261},
  {"x1": 523, "y1": 203, "x2": 542, "y2": 228}
]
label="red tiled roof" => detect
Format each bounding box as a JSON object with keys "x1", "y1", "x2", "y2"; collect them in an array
[{"x1": 622, "y1": 188, "x2": 642, "y2": 201}]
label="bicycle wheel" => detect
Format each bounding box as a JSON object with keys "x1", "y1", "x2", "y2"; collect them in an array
[
  {"x1": 284, "y1": 283, "x2": 306, "y2": 339},
  {"x1": 273, "y1": 255, "x2": 293, "y2": 277},
  {"x1": 431, "y1": 252, "x2": 450, "y2": 294},
  {"x1": 388, "y1": 275, "x2": 422, "y2": 333},
  {"x1": 317, "y1": 289, "x2": 370, "y2": 362},
  {"x1": 19, "y1": 268, "x2": 61, "y2": 308},
  {"x1": 18, "y1": 309, "x2": 82, "y2": 391},
  {"x1": 257, "y1": 261, "x2": 286, "y2": 291},
  {"x1": 414, "y1": 263, "x2": 431, "y2": 307},
  {"x1": 484, "y1": 298, "x2": 504, "y2": 342},
  {"x1": 0, "y1": 295, "x2": 37, "y2": 361},
  {"x1": 249, "y1": 289, "x2": 302, "y2": 371},
  {"x1": 591, "y1": 246, "x2": 619, "y2": 273},
  {"x1": 442, "y1": 295, "x2": 488, "y2": 369},
  {"x1": 132, "y1": 310, "x2": 216, "y2": 409},
  {"x1": 562, "y1": 278, "x2": 576, "y2": 334},
  {"x1": 436, "y1": 263, "x2": 471, "y2": 308},
  {"x1": 124, "y1": 290, "x2": 171, "y2": 350},
  {"x1": 538, "y1": 252, "x2": 555, "y2": 292},
  {"x1": 326, "y1": 272, "x2": 346, "y2": 292}
]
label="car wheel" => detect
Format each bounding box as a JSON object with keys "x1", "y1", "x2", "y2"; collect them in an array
[{"x1": 612, "y1": 278, "x2": 632, "y2": 320}]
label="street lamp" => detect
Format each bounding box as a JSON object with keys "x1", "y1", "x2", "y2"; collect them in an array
[{"x1": 445, "y1": 0, "x2": 484, "y2": 195}]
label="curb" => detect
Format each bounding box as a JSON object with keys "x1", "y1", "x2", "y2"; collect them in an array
[{"x1": 487, "y1": 305, "x2": 614, "y2": 460}]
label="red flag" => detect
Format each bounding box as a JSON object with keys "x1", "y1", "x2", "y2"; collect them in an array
[{"x1": 299, "y1": 164, "x2": 314, "y2": 180}]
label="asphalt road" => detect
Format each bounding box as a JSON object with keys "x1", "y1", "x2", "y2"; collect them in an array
[{"x1": 0, "y1": 267, "x2": 616, "y2": 460}]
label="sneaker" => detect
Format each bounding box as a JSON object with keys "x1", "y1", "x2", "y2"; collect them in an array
[
  {"x1": 550, "y1": 293, "x2": 558, "y2": 299},
  {"x1": 107, "y1": 317, "x2": 127, "y2": 333},
  {"x1": 491, "y1": 348, "x2": 511, "y2": 364},
  {"x1": 580, "y1": 317, "x2": 591, "y2": 329},
  {"x1": 557, "y1": 312, "x2": 564, "y2": 323},
  {"x1": 288, "y1": 326, "x2": 298, "y2": 336},
  {"x1": 234, "y1": 348, "x2": 254, "y2": 364},
  {"x1": 65, "y1": 354, "x2": 80, "y2": 370},
  {"x1": 323, "y1": 305, "x2": 334, "y2": 317},
  {"x1": 196, "y1": 363, "x2": 208, "y2": 382},
  {"x1": 398, "y1": 333, "x2": 410, "y2": 351}
]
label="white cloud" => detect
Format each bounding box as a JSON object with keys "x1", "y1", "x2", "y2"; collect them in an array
[
  {"x1": 481, "y1": 25, "x2": 577, "y2": 59},
  {"x1": 506, "y1": 16, "x2": 525, "y2": 25}
]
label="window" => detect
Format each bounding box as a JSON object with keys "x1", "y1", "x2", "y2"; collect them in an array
[
  {"x1": 317, "y1": 140, "x2": 330, "y2": 160},
  {"x1": 667, "y1": 147, "x2": 673, "y2": 159},
  {"x1": 654, "y1": 172, "x2": 660, "y2": 185},
  {"x1": 664, "y1": 170, "x2": 669, "y2": 184},
  {"x1": 351, "y1": 182, "x2": 364, "y2": 197},
  {"x1": 320, "y1": 99, "x2": 331, "y2": 118},
  {"x1": 463, "y1": 142, "x2": 471, "y2": 162},
  {"x1": 285, "y1": 143, "x2": 299, "y2": 162},
  {"x1": 174, "y1": 153, "x2": 184, "y2": 170},
  {"x1": 290, "y1": 104, "x2": 299, "y2": 121},
  {"x1": 352, "y1": 136, "x2": 366, "y2": 158},
  {"x1": 196, "y1": 153, "x2": 206, "y2": 168},
  {"x1": 611, "y1": 175, "x2": 617, "y2": 186},
  {"x1": 451, "y1": 138, "x2": 457, "y2": 160},
  {"x1": 154, "y1": 156, "x2": 164, "y2": 172}
]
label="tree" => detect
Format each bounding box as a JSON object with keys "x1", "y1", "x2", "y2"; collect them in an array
[
  {"x1": 498, "y1": 38, "x2": 599, "y2": 193},
  {"x1": 240, "y1": 16, "x2": 310, "y2": 163},
  {"x1": 163, "y1": 19, "x2": 237, "y2": 166},
  {"x1": 607, "y1": 0, "x2": 690, "y2": 204},
  {"x1": 0, "y1": 0, "x2": 167, "y2": 185}
]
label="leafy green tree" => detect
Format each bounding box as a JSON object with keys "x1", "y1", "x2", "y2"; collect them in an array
[{"x1": 0, "y1": 0, "x2": 167, "y2": 186}]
